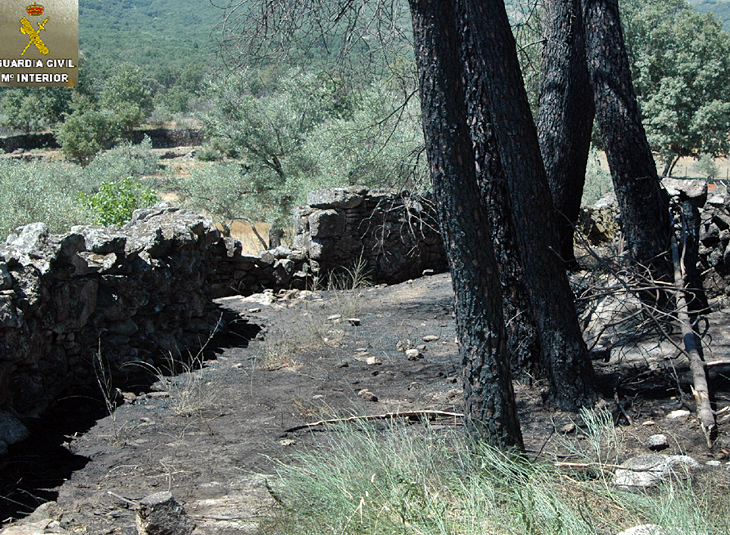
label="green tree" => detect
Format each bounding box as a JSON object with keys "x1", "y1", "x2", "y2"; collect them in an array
[
  {"x1": 0, "y1": 87, "x2": 73, "y2": 133},
  {"x1": 623, "y1": 0, "x2": 730, "y2": 176},
  {"x1": 54, "y1": 95, "x2": 122, "y2": 164},
  {"x1": 100, "y1": 63, "x2": 154, "y2": 134}
]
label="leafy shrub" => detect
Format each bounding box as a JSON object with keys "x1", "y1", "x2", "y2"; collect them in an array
[
  {"x1": 83, "y1": 137, "x2": 160, "y2": 187},
  {"x1": 0, "y1": 159, "x2": 90, "y2": 238},
  {"x1": 54, "y1": 107, "x2": 122, "y2": 164},
  {"x1": 693, "y1": 154, "x2": 719, "y2": 180},
  {"x1": 77, "y1": 177, "x2": 159, "y2": 226},
  {"x1": 194, "y1": 146, "x2": 223, "y2": 162}
]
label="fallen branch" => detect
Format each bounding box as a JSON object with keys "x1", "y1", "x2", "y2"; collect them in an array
[
  {"x1": 671, "y1": 234, "x2": 716, "y2": 447},
  {"x1": 284, "y1": 410, "x2": 464, "y2": 433}
]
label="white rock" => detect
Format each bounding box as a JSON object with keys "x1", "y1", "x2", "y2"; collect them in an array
[
  {"x1": 666, "y1": 409, "x2": 691, "y2": 419},
  {"x1": 616, "y1": 525, "x2": 666, "y2": 535},
  {"x1": 405, "y1": 348, "x2": 422, "y2": 361},
  {"x1": 612, "y1": 454, "x2": 699, "y2": 488},
  {"x1": 647, "y1": 434, "x2": 669, "y2": 450}
]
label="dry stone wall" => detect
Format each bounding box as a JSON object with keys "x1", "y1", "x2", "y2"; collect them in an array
[
  {"x1": 293, "y1": 187, "x2": 447, "y2": 284},
  {"x1": 0, "y1": 188, "x2": 448, "y2": 450}
]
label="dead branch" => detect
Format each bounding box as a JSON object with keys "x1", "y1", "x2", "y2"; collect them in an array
[
  {"x1": 283, "y1": 410, "x2": 464, "y2": 433},
  {"x1": 671, "y1": 234, "x2": 716, "y2": 447}
]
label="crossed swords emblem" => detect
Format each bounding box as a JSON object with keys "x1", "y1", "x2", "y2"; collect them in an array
[{"x1": 19, "y1": 16, "x2": 50, "y2": 56}]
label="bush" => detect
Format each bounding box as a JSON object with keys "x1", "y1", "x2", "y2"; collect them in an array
[
  {"x1": 693, "y1": 154, "x2": 719, "y2": 180},
  {"x1": 54, "y1": 107, "x2": 122, "y2": 164},
  {"x1": 83, "y1": 137, "x2": 160, "y2": 187},
  {"x1": 77, "y1": 176, "x2": 159, "y2": 226},
  {"x1": 0, "y1": 159, "x2": 90, "y2": 239}
]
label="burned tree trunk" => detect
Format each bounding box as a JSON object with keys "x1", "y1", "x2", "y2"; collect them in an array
[
  {"x1": 582, "y1": 0, "x2": 672, "y2": 279},
  {"x1": 537, "y1": 0, "x2": 595, "y2": 270},
  {"x1": 455, "y1": 0, "x2": 596, "y2": 410},
  {"x1": 409, "y1": 0, "x2": 523, "y2": 448},
  {"x1": 458, "y1": 2, "x2": 542, "y2": 379}
]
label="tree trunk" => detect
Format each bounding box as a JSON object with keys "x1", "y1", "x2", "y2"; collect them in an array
[
  {"x1": 408, "y1": 0, "x2": 523, "y2": 448},
  {"x1": 458, "y1": 2, "x2": 542, "y2": 379},
  {"x1": 537, "y1": 0, "x2": 595, "y2": 270},
  {"x1": 582, "y1": 0, "x2": 672, "y2": 279},
  {"x1": 455, "y1": 0, "x2": 596, "y2": 410}
]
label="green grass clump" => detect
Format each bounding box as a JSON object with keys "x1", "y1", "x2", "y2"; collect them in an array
[{"x1": 264, "y1": 415, "x2": 729, "y2": 535}]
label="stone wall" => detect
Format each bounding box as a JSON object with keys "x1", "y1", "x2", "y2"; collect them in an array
[
  {"x1": 293, "y1": 187, "x2": 447, "y2": 284},
  {"x1": 0, "y1": 206, "x2": 308, "y2": 425},
  {"x1": 0, "y1": 129, "x2": 203, "y2": 154},
  {"x1": 0, "y1": 189, "x2": 448, "y2": 450}
]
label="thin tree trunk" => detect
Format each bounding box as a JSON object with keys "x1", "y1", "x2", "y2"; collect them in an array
[
  {"x1": 456, "y1": 0, "x2": 596, "y2": 410},
  {"x1": 537, "y1": 0, "x2": 595, "y2": 270},
  {"x1": 409, "y1": 0, "x2": 523, "y2": 448},
  {"x1": 458, "y1": 2, "x2": 542, "y2": 379},
  {"x1": 582, "y1": 0, "x2": 672, "y2": 279}
]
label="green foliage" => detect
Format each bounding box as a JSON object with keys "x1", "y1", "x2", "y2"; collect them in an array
[
  {"x1": 169, "y1": 161, "x2": 268, "y2": 222},
  {"x1": 54, "y1": 103, "x2": 122, "y2": 164},
  {"x1": 100, "y1": 63, "x2": 154, "y2": 134},
  {"x1": 77, "y1": 176, "x2": 159, "y2": 226},
  {"x1": 623, "y1": 0, "x2": 730, "y2": 174},
  {"x1": 0, "y1": 87, "x2": 73, "y2": 134},
  {"x1": 0, "y1": 159, "x2": 90, "y2": 238},
  {"x1": 0, "y1": 140, "x2": 160, "y2": 238},
  {"x1": 84, "y1": 137, "x2": 160, "y2": 184},
  {"x1": 200, "y1": 68, "x2": 425, "y2": 220},
  {"x1": 693, "y1": 153, "x2": 719, "y2": 179}
]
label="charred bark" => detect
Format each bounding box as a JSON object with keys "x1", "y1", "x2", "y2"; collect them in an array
[
  {"x1": 408, "y1": 0, "x2": 522, "y2": 448},
  {"x1": 537, "y1": 0, "x2": 595, "y2": 270},
  {"x1": 582, "y1": 0, "x2": 672, "y2": 279},
  {"x1": 458, "y1": 5, "x2": 542, "y2": 379},
  {"x1": 455, "y1": 0, "x2": 596, "y2": 410}
]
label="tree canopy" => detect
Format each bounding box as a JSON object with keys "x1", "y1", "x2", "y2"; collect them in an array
[{"x1": 623, "y1": 0, "x2": 730, "y2": 175}]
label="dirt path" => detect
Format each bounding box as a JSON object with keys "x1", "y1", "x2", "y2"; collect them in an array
[{"x1": 2, "y1": 273, "x2": 730, "y2": 534}]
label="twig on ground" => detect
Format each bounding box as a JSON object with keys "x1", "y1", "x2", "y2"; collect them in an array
[{"x1": 283, "y1": 410, "x2": 464, "y2": 433}]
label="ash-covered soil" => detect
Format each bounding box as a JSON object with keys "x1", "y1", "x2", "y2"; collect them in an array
[{"x1": 2, "y1": 272, "x2": 730, "y2": 534}]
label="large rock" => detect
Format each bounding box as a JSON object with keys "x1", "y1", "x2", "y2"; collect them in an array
[
  {"x1": 612, "y1": 454, "x2": 699, "y2": 488},
  {"x1": 0, "y1": 410, "x2": 29, "y2": 455}
]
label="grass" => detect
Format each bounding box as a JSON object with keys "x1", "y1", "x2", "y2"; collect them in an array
[{"x1": 261, "y1": 410, "x2": 730, "y2": 535}]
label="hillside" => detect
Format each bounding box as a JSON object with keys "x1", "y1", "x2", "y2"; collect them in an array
[
  {"x1": 689, "y1": 0, "x2": 730, "y2": 29},
  {"x1": 78, "y1": 0, "x2": 220, "y2": 73}
]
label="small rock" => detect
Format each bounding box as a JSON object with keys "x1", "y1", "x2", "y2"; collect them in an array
[
  {"x1": 396, "y1": 339, "x2": 413, "y2": 352},
  {"x1": 422, "y1": 335, "x2": 440, "y2": 342},
  {"x1": 422, "y1": 269, "x2": 435, "y2": 276},
  {"x1": 647, "y1": 434, "x2": 669, "y2": 451},
  {"x1": 642, "y1": 420, "x2": 656, "y2": 426},
  {"x1": 355, "y1": 347, "x2": 369, "y2": 353},
  {"x1": 347, "y1": 318, "x2": 361, "y2": 326},
  {"x1": 280, "y1": 439, "x2": 296, "y2": 447},
  {"x1": 405, "y1": 348, "x2": 422, "y2": 361},
  {"x1": 364, "y1": 356, "x2": 382, "y2": 365},
  {"x1": 706, "y1": 460, "x2": 721, "y2": 467},
  {"x1": 616, "y1": 525, "x2": 666, "y2": 535},
  {"x1": 560, "y1": 423, "x2": 577, "y2": 434},
  {"x1": 248, "y1": 307, "x2": 262, "y2": 313},
  {"x1": 136, "y1": 491, "x2": 195, "y2": 535},
  {"x1": 666, "y1": 409, "x2": 691, "y2": 419},
  {"x1": 358, "y1": 389, "x2": 378, "y2": 402},
  {"x1": 337, "y1": 361, "x2": 349, "y2": 368},
  {"x1": 327, "y1": 314, "x2": 342, "y2": 322}
]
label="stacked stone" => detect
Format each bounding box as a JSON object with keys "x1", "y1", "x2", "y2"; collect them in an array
[
  {"x1": 0, "y1": 206, "x2": 223, "y2": 420},
  {"x1": 207, "y1": 238, "x2": 310, "y2": 298},
  {"x1": 293, "y1": 186, "x2": 448, "y2": 284},
  {"x1": 698, "y1": 198, "x2": 730, "y2": 296}
]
